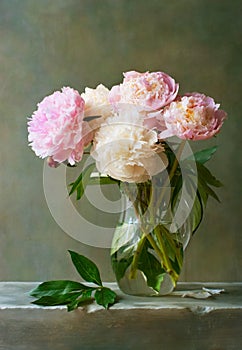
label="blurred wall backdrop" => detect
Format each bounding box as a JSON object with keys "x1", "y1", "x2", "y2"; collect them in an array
[{"x1": 0, "y1": 0, "x2": 241, "y2": 282}]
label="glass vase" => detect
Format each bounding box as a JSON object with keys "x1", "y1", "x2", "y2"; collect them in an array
[{"x1": 111, "y1": 182, "x2": 192, "y2": 296}]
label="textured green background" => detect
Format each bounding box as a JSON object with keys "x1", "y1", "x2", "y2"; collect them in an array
[{"x1": 0, "y1": 0, "x2": 241, "y2": 282}]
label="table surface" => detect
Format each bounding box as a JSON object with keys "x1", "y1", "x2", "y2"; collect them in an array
[
  {"x1": 0, "y1": 281, "x2": 241, "y2": 314},
  {"x1": 0, "y1": 282, "x2": 242, "y2": 350}
]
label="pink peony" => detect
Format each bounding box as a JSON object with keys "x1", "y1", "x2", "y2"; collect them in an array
[
  {"x1": 158, "y1": 93, "x2": 227, "y2": 140},
  {"x1": 28, "y1": 87, "x2": 92, "y2": 165},
  {"x1": 109, "y1": 70, "x2": 179, "y2": 111}
]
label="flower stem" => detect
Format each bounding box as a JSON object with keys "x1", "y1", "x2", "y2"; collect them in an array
[
  {"x1": 154, "y1": 227, "x2": 178, "y2": 286},
  {"x1": 169, "y1": 139, "x2": 186, "y2": 181},
  {"x1": 129, "y1": 233, "x2": 147, "y2": 279},
  {"x1": 127, "y1": 141, "x2": 186, "y2": 285},
  {"x1": 129, "y1": 227, "x2": 178, "y2": 286}
]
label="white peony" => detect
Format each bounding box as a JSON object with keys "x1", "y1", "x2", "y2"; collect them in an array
[
  {"x1": 91, "y1": 105, "x2": 168, "y2": 183},
  {"x1": 81, "y1": 84, "x2": 112, "y2": 120}
]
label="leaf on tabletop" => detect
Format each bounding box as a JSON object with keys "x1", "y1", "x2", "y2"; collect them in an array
[
  {"x1": 67, "y1": 289, "x2": 93, "y2": 312},
  {"x1": 68, "y1": 250, "x2": 102, "y2": 286},
  {"x1": 30, "y1": 280, "x2": 91, "y2": 298},
  {"x1": 94, "y1": 287, "x2": 117, "y2": 309},
  {"x1": 32, "y1": 288, "x2": 96, "y2": 311},
  {"x1": 31, "y1": 292, "x2": 81, "y2": 307}
]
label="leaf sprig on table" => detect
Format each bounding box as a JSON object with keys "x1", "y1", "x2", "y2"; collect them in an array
[{"x1": 30, "y1": 251, "x2": 117, "y2": 311}]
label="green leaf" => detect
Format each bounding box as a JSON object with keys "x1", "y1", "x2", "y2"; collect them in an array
[
  {"x1": 69, "y1": 163, "x2": 96, "y2": 200},
  {"x1": 182, "y1": 175, "x2": 204, "y2": 234},
  {"x1": 30, "y1": 252, "x2": 118, "y2": 311},
  {"x1": 197, "y1": 179, "x2": 209, "y2": 206},
  {"x1": 110, "y1": 223, "x2": 137, "y2": 256},
  {"x1": 190, "y1": 192, "x2": 203, "y2": 234},
  {"x1": 197, "y1": 162, "x2": 223, "y2": 188},
  {"x1": 111, "y1": 222, "x2": 138, "y2": 281},
  {"x1": 190, "y1": 146, "x2": 218, "y2": 164},
  {"x1": 199, "y1": 178, "x2": 220, "y2": 202},
  {"x1": 171, "y1": 175, "x2": 182, "y2": 210},
  {"x1": 137, "y1": 241, "x2": 165, "y2": 293},
  {"x1": 67, "y1": 289, "x2": 93, "y2": 312},
  {"x1": 87, "y1": 176, "x2": 118, "y2": 186},
  {"x1": 170, "y1": 246, "x2": 183, "y2": 275},
  {"x1": 158, "y1": 225, "x2": 183, "y2": 272},
  {"x1": 68, "y1": 250, "x2": 102, "y2": 286},
  {"x1": 94, "y1": 287, "x2": 117, "y2": 309},
  {"x1": 32, "y1": 292, "x2": 81, "y2": 307},
  {"x1": 192, "y1": 162, "x2": 222, "y2": 204},
  {"x1": 30, "y1": 280, "x2": 90, "y2": 298},
  {"x1": 111, "y1": 255, "x2": 133, "y2": 282}
]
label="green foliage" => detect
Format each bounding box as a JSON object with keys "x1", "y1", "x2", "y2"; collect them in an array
[
  {"x1": 67, "y1": 290, "x2": 93, "y2": 312},
  {"x1": 137, "y1": 241, "x2": 165, "y2": 292},
  {"x1": 171, "y1": 145, "x2": 222, "y2": 236},
  {"x1": 69, "y1": 163, "x2": 95, "y2": 200},
  {"x1": 94, "y1": 287, "x2": 117, "y2": 309},
  {"x1": 110, "y1": 144, "x2": 223, "y2": 294},
  {"x1": 189, "y1": 191, "x2": 204, "y2": 234},
  {"x1": 68, "y1": 250, "x2": 102, "y2": 286},
  {"x1": 87, "y1": 176, "x2": 118, "y2": 186},
  {"x1": 197, "y1": 162, "x2": 223, "y2": 201},
  {"x1": 69, "y1": 163, "x2": 119, "y2": 201},
  {"x1": 30, "y1": 252, "x2": 117, "y2": 311},
  {"x1": 44, "y1": 143, "x2": 223, "y2": 301},
  {"x1": 111, "y1": 255, "x2": 133, "y2": 282},
  {"x1": 158, "y1": 225, "x2": 183, "y2": 270},
  {"x1": 192, "y1": 146, "x2": 218, "y2": 164},
  {"x1": 30, "y1": 280, "x2": 90, "y2": 297}
]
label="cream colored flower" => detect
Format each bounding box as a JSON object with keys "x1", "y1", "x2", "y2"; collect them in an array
[
  {"x1": 91, "y1": 105, "x2": 168, "y2": 183},
  {"x1": 81, "y1": 84, "x2": 112, "y2": 119}
]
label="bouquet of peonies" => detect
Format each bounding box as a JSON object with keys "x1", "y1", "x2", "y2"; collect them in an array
[
  {"x1": 28, "y1": 70, "x2": 227, "y2": 307},
  {"x1": 28, "y1": 70, "x2": 226, "y2": 179}
]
